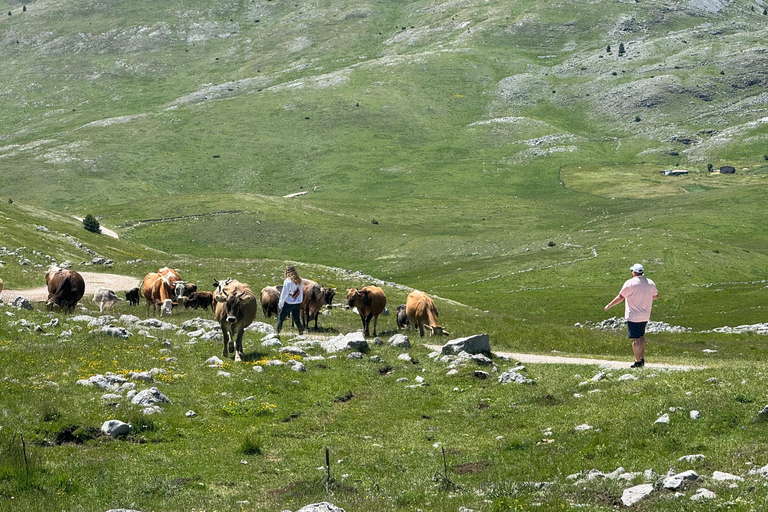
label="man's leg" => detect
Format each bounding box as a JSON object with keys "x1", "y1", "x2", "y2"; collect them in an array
[{"x1": 632, "y1": 336, "x2": 645, "y2": 362}]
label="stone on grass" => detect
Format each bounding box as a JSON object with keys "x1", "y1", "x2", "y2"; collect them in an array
[
  {"x1": 441, "y1": 334, "x2": 491, "y2": 356},
  {"x1": 655, "y1": 414, "x2": 670, "y2": 424},
  {"x1": 712, "y1": 471, "x2": 743, "y2": 481},
  {"x1": 244, "y1": 321, "x2": 276, "y2": 335},
  {"x1": 621, "y1": 484, "x2": 654, "y2": 506},
  {"x1": 498, "y1": 371, "x2": 534, "y2": 385},
  {"x1": 131, "y1": 387, "x2": 172, "y2": 407},
  {"x1": 290, "y1": 361, "x2": 306, "y2": 372},
  {"x1": 262, "y1": 338, "x2": 282, "y2": 348},
  {"x1": 186, "y1": 410, "x2": 197, "y2": 418},
  {"x1": 205, "y1": 356, "x2": 223, "y2": 366},
  {"x1": 321, "y1": 332, "x2": 369, "y2": 353},
  {"x1": 218, "y1": 371, "x2": 231, "y2": 378},
  {"x1": 690, "y1": 488, "x2": 716, "y2": 501},
  {"x1": 748, "y1": 463, "x2": 768, "y2": 477},
  {"x1": 280, "y1": 346, "x2": 307, "y2": 357},
  {"x1": 143, "y1": 406, "x2": 163, "y2": 415},
  {"x1": 296, "y1": 502, "x2": 346, "y2": 512},
  {"x1": 662, "y1": 470, "x2": 698, "y2": 490},
  {"x1": 678, "y1": 454, "x2": 705, "y2": 463},
  {"x1": 9, "y1": 296, "x2": 33, "y2": 310},
  {"x1": 101, "y1": 420, "x2": 130, "y2": 437},
  {"x1": 128, "y1": 371, "x2": 153, "y2": 382},
  {"x1": 472, "y1": 354, "x2": 493, "y2": 366},
  {"x1": 101, "y1": 393, "x2": 123, "y2": 402},
  {"x1": 618, "y1": 374, "x2": 638, "y2": 381},
  {"x1": 690, "y1": 410, "x2": 701, "y2": 420},
  {"x1": 253, "y1": 366, "x2": 264, "y2": 373},
  {"x1": 398, "y1": 353, "x2": 413, "y2": 362},
  {"x1": 474, "y1": 370, "x2": 490, "y2": 379},
  {"x1": 388, "y1": 334, "x2": 411, "y2": 348},
  {"x1": 574, "y1": 424, "x2": 592, "y2": 432},
  {"x1": 348, "y1": 352, "x2": 364, "y2": 359}
]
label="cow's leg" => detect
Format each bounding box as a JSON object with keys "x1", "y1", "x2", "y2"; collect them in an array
[
  {"x1": 221, "y1": 325, "x2": 230, "y2": 358},
  {"x1": 234, "y1": 327, "x2": 244, "y2": 362},
  {"x1": 418, "y1": 321, "x2": 425, "y2": 338},
  {"x1": 371, "y1": 314, "x2": 378, "y2": 337}
]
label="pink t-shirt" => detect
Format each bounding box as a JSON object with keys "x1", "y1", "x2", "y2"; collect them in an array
[{"x1": 620, "y1": 276, "x2": 657, "y2": 322}]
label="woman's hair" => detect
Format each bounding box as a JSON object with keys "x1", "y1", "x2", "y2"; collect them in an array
[{"x1": 285, "y1": 265, "x2": 302, "y2": 285}]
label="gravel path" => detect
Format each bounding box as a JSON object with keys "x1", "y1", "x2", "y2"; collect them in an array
[
  {"x1": 426, "y1": 345, "x2": 704, "y2": 371},
  {"x1": 0, "y1": 272, "x2": 141, "y2": 303}
]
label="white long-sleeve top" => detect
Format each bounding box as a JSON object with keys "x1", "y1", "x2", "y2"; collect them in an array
[{"x1": 278, "y1": 278, "x2": 303, "y2": 308}]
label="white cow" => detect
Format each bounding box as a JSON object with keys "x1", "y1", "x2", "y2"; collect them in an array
[
  {"x1": 160, "y1": 298, "x2": 174, "y2": 316},
  {"x1": 93, "y1": 287, "x2": 122, "y2": 312}
]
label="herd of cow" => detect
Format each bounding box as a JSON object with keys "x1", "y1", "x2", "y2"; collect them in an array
[{"x1": 25, "y1": 265, "x2": 449, "y2": 361}]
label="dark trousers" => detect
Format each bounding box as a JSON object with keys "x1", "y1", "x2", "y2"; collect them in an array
[{"x1": 276, "y1": 302, "x2": 303, "y2": 334}]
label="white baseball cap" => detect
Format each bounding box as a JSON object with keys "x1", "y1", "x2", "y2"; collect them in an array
[{"x1": 630, "y1": 263, "x2": 644, "y2": 273}]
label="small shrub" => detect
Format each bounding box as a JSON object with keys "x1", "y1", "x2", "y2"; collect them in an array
[
  {"x1": 707, "y1": 163, "x2": 714, "y2": 172},
  {"x1": 618, "y1": 43, "x2": 625, "y2": 55},
  {"x1": 606, "y1": 45, "x2": 611, "y2": 53},
  {"x1": 634, "y1": 116, "x2": 641, "y2": 122},
  {"x1": 82, "y1": 214, "x2": 101, "y2": 234},
  {"x1": 239, "y1": 433, "x2": 263, "y2": 455},
  {"x1": 547, "y1": 241, "x2": 556, "y2": 247},
  {"x1": 763, "y1": 154, "x2": 767, "y2": 161}
]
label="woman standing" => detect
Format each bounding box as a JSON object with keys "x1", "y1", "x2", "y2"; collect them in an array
[{"x1": 276, "y1": 265, "x2": 304, "y2": 335}]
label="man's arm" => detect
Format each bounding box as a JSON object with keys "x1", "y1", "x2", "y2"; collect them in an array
[{"x1": 604, "y1": 294, "x2": 624, "y2": 312}]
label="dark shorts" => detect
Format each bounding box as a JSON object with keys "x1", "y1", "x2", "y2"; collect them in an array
[{"x1": 627, "y1": 321, "x2": 647, "y2": 339}]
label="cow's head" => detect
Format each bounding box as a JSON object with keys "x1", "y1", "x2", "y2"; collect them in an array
[
  {"x1": 345, "y1": 288, "x2": 360, "y2": 309},
  {"x1": 217, "y1": 290, "x2": 246, "y2": 323},
  {"x1": 323, "y1": 287, "x2": 336, "y2": 309},
  {"x1": 429, "y1": 325, "x2": 450, "y2": 337}
]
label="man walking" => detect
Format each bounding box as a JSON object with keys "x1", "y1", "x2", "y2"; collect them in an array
[{"x1": 604, "y1": 263, "x2": 658, "y2": 368}]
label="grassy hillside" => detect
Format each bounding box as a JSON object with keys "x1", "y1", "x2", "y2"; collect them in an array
[{"x1": 3, "y1": 2, "x2": 768, "y2": 509}]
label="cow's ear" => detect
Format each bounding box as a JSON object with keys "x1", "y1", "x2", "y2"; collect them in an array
[{"x1": 213, "y1": 280, "x2": 219, "y2": 288}]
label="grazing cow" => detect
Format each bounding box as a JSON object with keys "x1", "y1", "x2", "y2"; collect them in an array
[
  {"x1": 158, "y1": 267, "x2": 181, "y2": 285},
  {"x1": 183, "y1": 291, "x2": 214, "y2": 310},
  {"x1": 346, "y1": 286, "x2": 387, "y2": 337},
  {"x1": 300, "y1": 279, "x2": 326, "y2": 331},
  {"x1": 396, "y1": 304, "x2": 411, "y2": 330},
  {"x1": 45, "y1": 266, "x2": 85, "y2": 312},
  {"x1": 405, "y1": 290, "x2": 449, "y2": 338},
  {"x1": 93, "y1": 287, "x2": 122, "y2": 312},
  {"x1": 124, "y1": 287, "x2": 140, "y2": 306},
  {"x1": 260, "y1": 286, "x2": 280, "y2": 318},
  {"x1": 159, "y1": 298, "x2": 175, "y2": 316},
  {"x1": 141, "y1": 272, "x2": 176, "y2": 317},
  {"x1": 323, "y1": 287, "x2": 336, "y2": 309},
  {"x1": 174, "y1": 281, "x2": 197, "y2": 299},
  {"x1": 214, "y1": 279, "x2": 257, "y2": 362}
]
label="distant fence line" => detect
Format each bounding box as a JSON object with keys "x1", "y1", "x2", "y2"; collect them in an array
[{"x1": 121, "y1": 210, "x2": 244, "y2": 228}]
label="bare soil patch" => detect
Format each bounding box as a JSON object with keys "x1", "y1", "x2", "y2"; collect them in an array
[{"x1": 1, "y1": 272, "x2": 141, "y2": 303}]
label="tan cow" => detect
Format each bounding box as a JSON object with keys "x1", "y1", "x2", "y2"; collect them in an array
[
  {"x1": 214, "y1": 279, "x2": 257, "y2": 362},
  {"x1": 300, "y1": 279, "x2": 325, "y2": 331},
  {"x1": 406, "y1": 290, "x2": 449, "y2": 338},
  {"x1": 260, "y1": 286, "x2": 280, "y2": 318},
  {"x1": 141, "y1": 272, "x2": 176, "y2": 318},
  {"x1": 346, "y1": 286, "x2": 387, "y2": 337}
]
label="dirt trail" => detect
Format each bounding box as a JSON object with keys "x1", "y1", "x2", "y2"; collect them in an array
[
  {"x1": 426, "y1": 345, "x2": 704, "y2": 371},
  {"x1": 0, "y1": 272, "x2": 141, "y2": 303}
]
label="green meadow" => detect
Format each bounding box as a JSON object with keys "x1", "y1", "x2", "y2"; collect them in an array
[{"x1": 2, "y1": 0, "x2": 768, "y2": 509}]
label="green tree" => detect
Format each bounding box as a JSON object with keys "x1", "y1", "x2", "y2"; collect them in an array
[
  {"x1": 82, "y1": 214, "x2": 101, "y2": 234},
  {"x1": 618, "y1": 43, "x2": 625, "y2": 56}
]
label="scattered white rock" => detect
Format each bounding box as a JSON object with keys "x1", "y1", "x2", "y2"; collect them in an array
[
  {"x1": 186, "y1": 410, "x2": 197, "y2": 418},
  {"x1": 678, "y1": 454, "x2": 705, "y2": 463},
  {"x1": 655, "y1": 414, "x2": 670, "y2": 424},
  {"x1": 498, "y1": 371, "x2": 534, "y2": 384},
  {"x1": 388, "y1": 334, "x2": 411, "y2": 348},
  {"x1": 205, "y1": 356, "x2": 224, "y2": 366},
  {"x1": 662, "y1": 470, "x2": 698, "y2": 490},
  {"x1": 690, "y1": 488, "x2": 716, "y2": 501},
  {"x1": 690, "y1": 410, "x2": 701, "y2": 420},
  {"x1": 574, "y1": 424, "x2": 592, "y2": 432},
  {"x1": 131, "y1": 387, "x2": 172, "y2": 407},
  {"x1": 398, "y1": 353, "x2": 413, "y2": 362},
  {"x1": 711, "y1": 471, "x2": 743, "y2": 482},
  {"x1": 621, "y1": 484, "x2": 654, "y2": 506},
  {"x1": 101, "y1": 419, "x2": 130, "y2": 437}
]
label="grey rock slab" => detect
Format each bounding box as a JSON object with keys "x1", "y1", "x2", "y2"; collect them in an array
[
  {"x1": 388, "y1": 334, "x2": 411, "y2": 348},
  {"x1": 101, "y1": 420, "x2": 130, "y2": 437},
  {"x1": 711, "y1": 471, "x2": 743, "y2": 481},
  {"x1": 498, "y1": 371, "x2": 534, "y2": 384},
  {"x1": 296, "y1": 502, "x2": 346, "y2": 512},
  {"x1": 621, "y1": 484, "x2": 654, "y2": 506},
  {"x1": 131, "y1": 387, "x2": 172, "y2": 407},
  {"x1": 321, "y1": 332, "x2": 369, "y2": 353},
  {"x1": 690, "y1": 488, "x2": 716, "y2": 501},
  {"x1": 441, "y1": 334, "x2": 491, "y2": 356}
]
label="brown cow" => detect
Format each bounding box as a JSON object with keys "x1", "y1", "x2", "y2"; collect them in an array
[
  {"x1": 141, "y1": 272, "x2": 176, "y2": 317},
  {"x1": 183, "y1": 291, "x2": 214, "y2": 310},
  {"x1": 214, "y1": 279, "x2": 257, "y2": 362},
  {"x1": 405, "y1": 290, "x2": 449, "y2": 338},
  {"x1": 346, "y1": 286, "x2": 387, "y2": 337},
  {"x1": 260, "y1": 286, "x2": 280, "y2": 318},
  {"x1": 158, "y1": 267, "x2": 181, "y2": 285},
  {"x1": 300, "y1": 279, "x2": 325, "y2": 331},
  {"x1": 45, "y1": 266, "x2": 85, "y2": 312}
]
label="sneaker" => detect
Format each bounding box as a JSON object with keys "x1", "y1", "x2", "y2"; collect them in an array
[{"x1": 630, "y1": 359, "x2": 645, "y2": 368}]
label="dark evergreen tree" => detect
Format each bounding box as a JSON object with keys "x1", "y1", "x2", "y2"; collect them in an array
[
  {"x1": 83, "y1": 214, "x2": 101, "y2": 234},
  {"x1": 618, "y1": 43, "x2": 625, "y2": 56}
]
